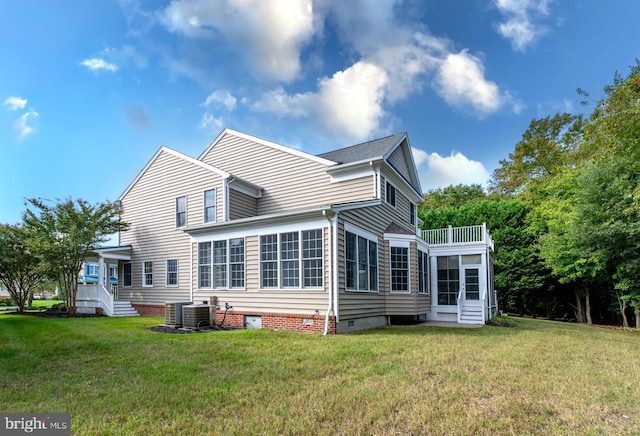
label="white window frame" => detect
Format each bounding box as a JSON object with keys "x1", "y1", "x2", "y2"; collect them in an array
[
  {"x1": 259, "y1": 229, "x2": 324, "y2": 290},
  {"x1": 390, "y1": 242, "x2": 410, "y2": 293},
  {"x1": 86, "y1": 264, "x2": 99, "y2": 276},
  {"x1": 198, "y1": 238, "x2": 246, "y2": 290},
  {"x1": 344, "y1": 224, "x2": 379, "y2": 293},
  {"x1": 176, "y1": 196, "x2": 187, "y2": 228},
  {"x1": 143, "y1": 261, "x2": 153, "y2": 288},
  {"x1": 204, "y1": 189, "x2": 216, "y2": 224},
  {"x1": 166, "y1": 259, "x2": 178, "y2": 287},
  {"x1": 418, "y1": 250, "x2": 429, "y2": 294},
  {"x1": 410, "y1": 202, "x2": 416, "y2": 226},
  {"x1": 260, "y1": 234, "x2": 278, "y2": 288}
]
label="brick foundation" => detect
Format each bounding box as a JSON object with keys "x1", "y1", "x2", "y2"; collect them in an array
[{"x1": 132, "y1": 304, "x2": 336, "y2": 334}]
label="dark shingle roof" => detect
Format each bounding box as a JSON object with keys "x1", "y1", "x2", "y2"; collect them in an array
[{"x1": 317, "y1": 133, "x2": 406, "y2": 164}]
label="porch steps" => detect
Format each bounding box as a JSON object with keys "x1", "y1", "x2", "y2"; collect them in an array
[
  {"x1": 460, "y1": 307, "x2": 483, "y2": 324},
  {"x1": 112, "y1": 300, "x2": 139, "y2": 317}
]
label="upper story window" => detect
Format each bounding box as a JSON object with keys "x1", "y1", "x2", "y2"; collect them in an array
[
  {"x1": 410, "y1": 203, "x2": 416, "y2": 226},
  {"x1": 176, "y1": 196, "x2": 186, "y2": 228},
  {"x1": 204, "y1": 189, "x2": 216, "y2": 223},
  {"x1": 386, "y1": 181, "x2": 396, "y2": 207},
  {"x1": 345, "y1": 227, "x2": 378, "y2": 292}
]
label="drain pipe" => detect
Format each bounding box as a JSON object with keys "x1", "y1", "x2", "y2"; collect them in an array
[{"x1": 323, "y1": 209, "x2": 337, "y2": 335}]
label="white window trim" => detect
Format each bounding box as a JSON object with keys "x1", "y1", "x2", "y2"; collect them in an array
[
  {"x1": 259, "y1": 230, "x2": 324, "y2": 291},
  {"x1": 166, "y1": 259, "x2": 178, "y2": 287},
  {"x1": 344, "y1": 224, "x2": 379, "y2": 293},
  {"x1": 176, "y1": 195, "x2": 187, "y2": 228},
  {"x1": 204, "y1": 188, "x2": 216, "y2": 224},
  {"x1": 197, "y1": 242, "x2": 212, "y2": 289},
  {"x1": 390, "y1": 242, "x2": 410, "y2": 294},
  {"x1": 142, "y1": 261, "x2": 153, "y2": 288}
]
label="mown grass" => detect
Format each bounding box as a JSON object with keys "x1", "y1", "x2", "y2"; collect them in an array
[{"x1": 1, "y1": 315, "x2": 638, "y2": 435}]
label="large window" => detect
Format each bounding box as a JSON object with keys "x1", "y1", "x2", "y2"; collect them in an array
[
  {"x1": 198, "y1": 239, "x2": 245, "y2": 289},
  {"x1": 204, "y1": 189, "x2": 216, "y2": 223},
  {"x1": 176, "y1": 196, "x2": 186, "y2": 228},
  {"x1": 437, "y1": 256, "x2": 459, "y2": 305},
  {"x1": 198, "y1": 242, "x2": 211, "y2": 288},
  {"x1": 143, "y1": 261, "x2": 153, "y2": 287},
  {"x1": 418, "y1": 251, "x2": 429, "y2": 294},
  {"x1": 166, "y1": 259, "x2": 178, "y2": 287},
  {"x1": 260, "y1": 229, "x2": 323, "y2": 289},
  {"x1": 345, "y1": 229, "x2": 378, "y2": 292},
  {"x1": 386, "y1": 181, "x2": 396, "y2": 207},
  {"x1": 390, "y1": 246, "x2": 409, "y2": 292},
  {"x1": 260, "y1": 235, "x2": 278, "y2": 287},
  {"x1": 123, "y1": 263, "x2": 132, "y2": 287}
]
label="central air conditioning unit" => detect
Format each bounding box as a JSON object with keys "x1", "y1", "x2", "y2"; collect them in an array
[
  {"x1": 182, "y1": 304, "x2": 211, "y2": 328},
  {"x1": 165, "y1": 301, "x2": 193, "y2": 326}
]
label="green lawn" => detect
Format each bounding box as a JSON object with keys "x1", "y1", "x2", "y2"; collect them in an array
[{"x1": 1, "y1": 315, "x2": 638, "y2": 435}]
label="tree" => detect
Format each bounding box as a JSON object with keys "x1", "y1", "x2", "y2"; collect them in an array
[
  {"x1": 0, "y1": 224, "x2": 47, "y2": 312},
  {"x1": 419, "y1": 184, "x2": 487, "y2": 212},
  {"x1": 22, "y1": 198, "x2": 128, "y2": 315}
]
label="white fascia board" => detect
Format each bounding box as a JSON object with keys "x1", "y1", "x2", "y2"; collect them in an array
[
  {"x1": 428, "y1": 244, "x2": 490, "y2": 256},
  {"x1": 119, "y1": 146, "x2": 230, "y2": 201},
  {"x1": 383, "y1": 233, "x2": 417, "y2": 244},
  {"x1": 328, "y1": 167, "x2": 376, "y2": 183},
  {"x1": 382, "y1": 134, "x2": 423, "y2": 196},
  {"x1": 228, "y1": 176, "x2": 263, "y2": 198},
  {"x1": 189, "y1": 214, "x2": 330, "y2": 243},
  {"x1": 199, "y1": 128, "x2": 336, "y2": 166},
  {"x1": 331, "y1": 199, "x2": 382, "y2": 212}
]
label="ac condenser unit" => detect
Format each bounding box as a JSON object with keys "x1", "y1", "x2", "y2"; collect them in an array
[
  {"x1": 164, "y1": 301, "x2": 193, "y2": 326},
  {"x1": 182, "y1": 304, "x2": 211, "y2": 328}
]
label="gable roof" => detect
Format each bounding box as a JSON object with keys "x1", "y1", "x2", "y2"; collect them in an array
[
  {"x1": 198, "y1": 128, "x2": 336, "y2": 166},
  {"x1": 119, "y1": 145, "x2": 262, "y2": 201},
  {"x1": 316, "y1": 133, "x2": 407, "y2": 164}
]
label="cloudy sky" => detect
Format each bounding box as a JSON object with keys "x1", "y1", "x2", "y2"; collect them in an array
[{"x1": 1, "y1": 0, "x2": 639, "y2": 225}]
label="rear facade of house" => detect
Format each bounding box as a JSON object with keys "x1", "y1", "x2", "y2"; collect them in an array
[{"x1": 114, "y1": 129, "x2": 497, "y2": 333}]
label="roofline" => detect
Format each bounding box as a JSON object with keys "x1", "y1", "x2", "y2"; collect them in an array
[
  {"x1": 198, "y1": 128, "x2": 337, "y2": 166},
  {"x1": 183, "y1": 206, "x2": 334, "y2": 235},
  {"x1": 383, "y1": 134, "x2": 423, "y2": 197}
]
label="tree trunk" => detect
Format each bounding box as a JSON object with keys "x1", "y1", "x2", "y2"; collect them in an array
[
  {"x1": 585, "y1": 288, "x2": 592, "y2": 325},
  {"x1": 635, "y1": 307, "x2": 640, "y2": 330},
  {"x1": 617, "y1": 292, "x2": 629, "y2": 328},
  {"x1": 573, "y1": 289, "x2": 585, "y2": 323}
]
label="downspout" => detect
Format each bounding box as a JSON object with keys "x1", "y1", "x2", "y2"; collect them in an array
[
  {"x1": 189, "y1": 237, "x2": 194, "y2": 302},
  {"x1": 323, "y1": 209, "x2": 337, "y2": 335},
  {"x1": 371, "y1": 162, "x2": 379, "y2": 198}
]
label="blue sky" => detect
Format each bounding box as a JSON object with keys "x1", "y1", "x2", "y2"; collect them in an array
[{"x1": 1, "y1": 0, "x2": 639, "y2": 225}]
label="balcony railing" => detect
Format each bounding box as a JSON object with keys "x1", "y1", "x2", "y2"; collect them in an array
[{"x1": 421, "y1": 223, "x2": 494, "y2": 250}]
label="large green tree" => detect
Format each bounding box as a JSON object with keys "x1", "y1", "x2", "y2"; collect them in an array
[
  {"x1": 22, "y1": 198, "x2": 128, "y2": 314},
  {"x1": 0, "y1": 224, "x2": 47, "y2": 312}
]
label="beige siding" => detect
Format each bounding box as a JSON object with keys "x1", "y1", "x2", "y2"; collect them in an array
[
  {"x1": 119, "y1": 150, "x2": 225, "y2": 305},
  {"x1": 200, "y1": 132, "x2": 374, "y2": 213},
  {"x1": 191, "y1": 227, "x2": 330, "y2": 315},
  {"x1": 381, "y1": 174, "x2": 416, "y2": 233},
  {"x1": 229, "y1": 190, "x2": 257, "y2": 220}
]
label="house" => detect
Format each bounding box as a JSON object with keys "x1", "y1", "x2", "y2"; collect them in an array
[{"x1": 81, "y1": 129, "x2": 497, "y2": 332}]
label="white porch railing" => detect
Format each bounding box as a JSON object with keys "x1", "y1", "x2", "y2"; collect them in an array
[
  {"x1": 422, "y1": 223, "x2": 494, "y2": 250},
  {"x1": 77, "y1": 284, "x2": 114, "y2": 316}
]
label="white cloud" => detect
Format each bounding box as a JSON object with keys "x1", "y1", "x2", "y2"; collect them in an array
[
  {"x1": 80, "y1": 58, "x2": 119, "y2": 72},
  {"x1": 14, "y1": 108, "x2": 39, "y2": 140},
  {"x1": 203, "y1": 90, "x2": 237, "y2": 111},
  {"x1": 494, "y1": 0, "x2": 551, "y2": 51},
  {"x1": 161, "y1": 0, "x2": 316, "y2": 82},
  {"x1": 411, "y1": 147, "x2": 428, "y2": 167},
  {"x1": 199, "y1": 112, "x2": 223, "y2": 131},
  {"x1": 418, "y1": 151, "x2": 490, "y2": 190},
  {"x1": 433, "y1": 51, "x2": 503, "y2": 115},
  {"x1": 3, "y1": 96, "x2": 28, "y2": 111},
  {"x1": 252, "y1": 61, "x2": 388, "y2": 141}
]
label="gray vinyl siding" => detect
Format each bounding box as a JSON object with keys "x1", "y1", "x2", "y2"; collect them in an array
[
  {"x1": 200, "y1": 132, "x2": 374, "y2": 213},
  {"x1": 381, "y1": 174, "x2": 416, "y2": 233},
  {"x1": 229, "y1": 189, "x2": 257, "y2": 220},
  {"x1": 191, "y1": 228, "x2": 330, "y2": 315},
  {"x1": 387, "y1": 146, "x2": 411, "y2": 183},
  {"x1": 119, "y1": 149, "x2": 225, "y2": 305}
]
